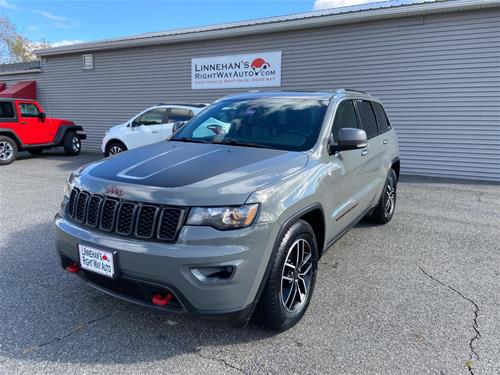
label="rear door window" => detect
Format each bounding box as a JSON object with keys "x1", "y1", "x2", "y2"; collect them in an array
[
  {"x1": 0, "y1": 102, "x2": 15, "y2": 118},
  {"x1": 371, "y1": 102, "x2": 390, "y2": 133},
  {"x1": 331, "y1": 100, "x2": 358, "y2": 142},
  {"x1": 166, "y1": 108, "x2": 194, "y2": 123},
  {"x1": 356, "y1": 100, "x2": 378, "y2": 139}
]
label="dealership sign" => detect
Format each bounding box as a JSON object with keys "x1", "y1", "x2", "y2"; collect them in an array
[{"x1": 191, "y1": 51, "x2": 282, "y2": 89}]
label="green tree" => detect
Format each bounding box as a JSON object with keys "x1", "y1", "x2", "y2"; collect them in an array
[{"x1": 0, "y1": 15, "x2": 49, "y2": 63}]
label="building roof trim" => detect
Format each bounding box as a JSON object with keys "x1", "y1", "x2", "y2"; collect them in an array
[{"x1": 35, "y1": 0, "x2": 500, "y2": 56}]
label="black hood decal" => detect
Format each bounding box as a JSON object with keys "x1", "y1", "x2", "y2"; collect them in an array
[{"x1": 89, "y1": 141, "x2": 294, "y2": 188}]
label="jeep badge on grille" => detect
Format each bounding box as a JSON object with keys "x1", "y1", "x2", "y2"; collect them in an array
[{"x1": 105, "y1": 185, "x2": 124, "y2": 198}]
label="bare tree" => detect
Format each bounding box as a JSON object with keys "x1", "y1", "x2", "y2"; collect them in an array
[{"x1": 0, "y1": 15, "x2": 50, "y2": 64}]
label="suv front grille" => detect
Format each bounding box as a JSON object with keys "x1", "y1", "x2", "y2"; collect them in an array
[{"x1": 67, "y1": 188, "x2": 185, "y2": 242}]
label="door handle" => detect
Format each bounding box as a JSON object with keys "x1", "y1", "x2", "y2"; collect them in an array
[
  {"x1": 151, "y1": 131, "x2": 159, "y2": 134},
  {"x1": 383, "y1": 139, "x2": 389, "y2": 145},
  {"x1": 361, "y1": 149, "x2": 368, "y2": 156},
  {"x1": 20, "y1": 121, "x2": 28, "y2": 125}
]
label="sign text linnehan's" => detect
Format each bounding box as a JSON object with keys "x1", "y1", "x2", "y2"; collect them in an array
[{"x1": 191, "y1": 51, "x2": 282, "y2": 89}]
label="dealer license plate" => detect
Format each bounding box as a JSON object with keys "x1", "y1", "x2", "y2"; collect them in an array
[{"x1": 78, "y1": 244, "x2": 115, "y2": 278}]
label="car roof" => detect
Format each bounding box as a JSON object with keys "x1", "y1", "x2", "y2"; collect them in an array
[{"x1": 0, "y1": 98, "x2": 37, "y2": 102}]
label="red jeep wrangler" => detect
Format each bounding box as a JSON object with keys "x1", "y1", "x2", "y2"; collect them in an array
[{"x1": 0, "y1": 98, "x2": 86, "y2": 165}]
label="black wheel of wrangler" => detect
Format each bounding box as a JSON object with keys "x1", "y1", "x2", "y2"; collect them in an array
[
  {"x1": 255, "y1": 220, "x2": 318, "y2": 332},
  {"x1": 368, "y1": 168, "x2": 397, "y2": 224},
  {"x1": 0, "y1": 136, "x2": 17, "y2": 165},
  {"x1": 63, "y1": 132, "x2": 81, "y2": 156},
  {"x1": 105, "y1": 141, "x2": 127, "y2": 157},
  {"x1": 28, "y1": 148, "x2": 43, "y2": 156}
]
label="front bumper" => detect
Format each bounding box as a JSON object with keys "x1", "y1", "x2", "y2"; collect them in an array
[{"x1": 54, "y1": 213, "x2": 279, "y2": 322}]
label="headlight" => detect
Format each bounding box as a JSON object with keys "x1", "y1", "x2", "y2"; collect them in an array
[
  {"x1": 186, "y1": 204, "x2": 259, "y2": 230},
  {"x1": 64, "y1": 167, "x2": 84, "y2": 197}
]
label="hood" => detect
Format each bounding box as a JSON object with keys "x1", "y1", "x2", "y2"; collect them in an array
[
  {"x1": 79, "y1": 141, "x2": 308, "y2": 206},
  {"x1": 107, "y1": 122, "x2": 128, "y2": 134}
]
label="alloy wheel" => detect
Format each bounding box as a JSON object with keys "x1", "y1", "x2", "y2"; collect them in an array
[
  {"x1": 109, "y1": 145, "x2": 123, "y2": 155},
  {"x1": 280, "y1": 238, "x2": 313, "y2": 312},
  {"x1": 72, "y1": 136, "x2": 81, "y2": 153},
  {"x1": 385, "y1": 175, "x2": 396, "y2": 217},
  {"x1": 0, "y1": 141, "x2": 13, "y2": 161}
]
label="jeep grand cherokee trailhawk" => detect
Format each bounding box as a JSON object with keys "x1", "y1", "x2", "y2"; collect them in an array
[{"x1": 54, "y1": 90, "x2": 400, "y2": 331}]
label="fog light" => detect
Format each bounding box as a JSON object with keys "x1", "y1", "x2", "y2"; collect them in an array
[{"x1": 191, "y1": 266, "x2": 235, "y2": 283}]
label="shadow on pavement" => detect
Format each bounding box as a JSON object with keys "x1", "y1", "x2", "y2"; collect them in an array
[{"x1": 0, "y1": 221, "x2": 273, "y2": 366}]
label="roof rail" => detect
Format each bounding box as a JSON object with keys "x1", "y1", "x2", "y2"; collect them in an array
[
  {"x1": 155, "y1": 102, "x2": 207, "y2": 108},
  {"x1": 340, "y1": 88, "x2": 368, "y2": 94}
]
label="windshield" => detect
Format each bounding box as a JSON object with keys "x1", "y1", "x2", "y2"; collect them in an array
[{"x1": 171, "y1": 98, "x2": 329, "y2": 151}]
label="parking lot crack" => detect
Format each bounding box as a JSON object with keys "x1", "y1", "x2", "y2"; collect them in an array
[
  {"x1": 416, "y1": 264, "x2": 481, "y2": 374},
  {"x1": 195, "y1": 351, "x2": 249, "y2": 375},
  {"x1": 18, "y1": 308, "x2": 128, "y2": 357}
]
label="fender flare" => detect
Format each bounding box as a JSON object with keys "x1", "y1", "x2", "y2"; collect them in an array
[
  {"x1": 54, "y1": 125, "x2": 85, "y2": 144},
  {"x1": 240, "y1": 203, "x2": 326, "y2": 325},
  {"x1": 0, "y1": 128, "x2": 22, "y2": 147}
]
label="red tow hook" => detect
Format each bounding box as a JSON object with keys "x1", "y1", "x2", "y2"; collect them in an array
[
  {"x1": 66, "y1": 262, "x2": 80, "y2": 273},
  {"x1": 152, "y1": 293, "x2": 173, "y2": 306}
]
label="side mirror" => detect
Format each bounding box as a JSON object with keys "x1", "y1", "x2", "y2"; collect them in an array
[
  {"x1": 38, "y1": 112, "x2": 46, "y2": 121},
  {"x1": 131, "y1": 119, "x2": 142, "y2": 128},
  {"x1": 328, "y1": 128, "x2": 367, "y2": 154},
  {"x1": 172, "y1": 121, "x2": 187, "y2": 133}
]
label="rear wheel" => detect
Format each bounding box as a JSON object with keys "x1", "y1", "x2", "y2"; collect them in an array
[
  {"x1": 105, "y1": 141, "x2": 127, "y2": 157},
  {"x1": 28, "y1": 148, "x2": 43, "y2": 156},
  {"x1": 0, "y1": 136, "x2": 17, "y2": 165},
  {"x1": 63, "y1": 132, "x2": 81, "y2": 156},
  {"x1": 255, "y1": 220, "x2": 318, "y2": 331},
  {"x1": 368, "y1": 168, "x2": 397, "y2": 224}
]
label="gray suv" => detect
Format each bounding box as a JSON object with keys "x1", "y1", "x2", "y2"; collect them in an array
[{"x1": 54, "y1": 90, "x2": 399, "y2": 331}]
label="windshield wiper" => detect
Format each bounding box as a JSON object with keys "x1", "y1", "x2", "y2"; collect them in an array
[
  {"x1": 213, "y1": 139, "x2": 271, "y2": 149},
  {"x1": 170, "y1": 137, "x2": 210, "y2": 144}
]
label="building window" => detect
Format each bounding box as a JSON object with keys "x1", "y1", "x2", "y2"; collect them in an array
[{"x1": 82, "y1": 54, "x2": 94, "y2": 70}]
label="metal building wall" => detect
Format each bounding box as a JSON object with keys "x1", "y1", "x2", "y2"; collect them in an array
[{"x1": 0, "y1": 8, "x2": 498, "y2": 180}]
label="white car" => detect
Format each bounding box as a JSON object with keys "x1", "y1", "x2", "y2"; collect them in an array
[{"x1": 102, "y1": 103, "x2": 207, "y2": 156}]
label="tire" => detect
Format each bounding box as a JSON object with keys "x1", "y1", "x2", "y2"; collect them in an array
[
  {"x1": 28, "y1": 148, "x2": 43, "y2": 156},
  {"x1": 367, "y1": 168, "x2": 397, "y2": 225},
  {"x1": 0, "y1": 136, "x2": 18, "y2": 165},
  {"x1": 255, "y1": 220, "x2": 318, "y2": 332},
  {"x1": 105, "y1": 141, "x2": 127, "y2": 157},
  {"x1": 63, "y1": 132, "x2": 81, "y2": 156}
]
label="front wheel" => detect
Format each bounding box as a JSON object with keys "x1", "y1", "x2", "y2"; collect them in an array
[
  {"x1": 368, "y1": 168, "x2": 397, "y2": 224},
  {"x1": 105, "y1": 141, "x2": 127, "y2": 157},
  {"x1": 0, "y1": 136, "x2": 18, "y2": 165},
  {"x1": 255, "y1": 220, "x2": 318, "y2": 331},
  {"x1": 63, "y1": 132, "x2": 81, "y2": 156}
]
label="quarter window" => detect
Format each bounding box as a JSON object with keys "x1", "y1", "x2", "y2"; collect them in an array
[
  {"x1": 19, "y1": 103, "x2": 40, "y2": 117},
  {"x1": 136, "y1": 108, "x2": 167, "y2": 126},
  {"x1": 0, "y1": 102, "x2": 14, "y2": 118},
  {"x1": 167, "y1": 108, "x2": 194, "y2": 123},
  {"x1": 331, "y1": 100, "x2": 358, "y2": 142},
  {"x1": 372, "y1": 102, "x2": 390, "y2": 133},
  {"x1": 357, "y1": 100, "x2": 378, "y2": 139}
]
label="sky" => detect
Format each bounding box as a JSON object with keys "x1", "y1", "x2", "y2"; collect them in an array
[{"x1": 0, "y1": 0, "x2": 381, "y2": 46}]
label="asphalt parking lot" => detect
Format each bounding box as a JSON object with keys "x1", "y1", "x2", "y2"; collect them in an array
[{"x1": 0, "y1": 151, "x2": 499, "y2": 375}]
